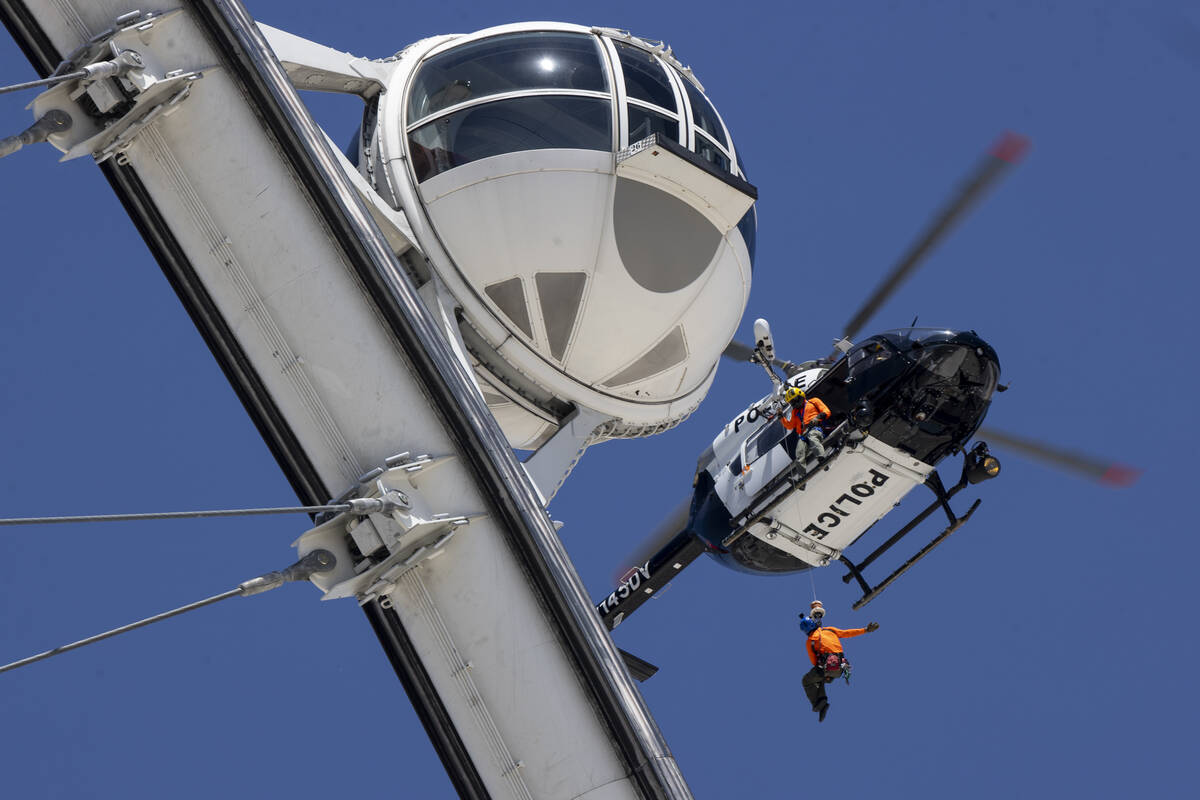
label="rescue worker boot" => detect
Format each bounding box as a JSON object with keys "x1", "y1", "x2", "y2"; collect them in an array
[{"x1": 816, "y1": 699, "x2": 830, "y2": 723}]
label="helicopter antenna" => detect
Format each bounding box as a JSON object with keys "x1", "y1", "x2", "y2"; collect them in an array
[
  {"x1": 756, "y1": 354, "x2": 783, "y2": 389},
  {"x1": 750, "y1": 318, "x2": 785, "y2": 391}
]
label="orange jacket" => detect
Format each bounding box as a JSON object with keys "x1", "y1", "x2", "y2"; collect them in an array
[
  {"x1": 782, "y1": 397, "x2": 831, "y2": 434},
  {"x1": 805, "y1": 626, "x2": 867, "y2": 665}
]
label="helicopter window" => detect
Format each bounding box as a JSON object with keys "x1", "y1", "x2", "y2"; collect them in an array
[
  {"x1": 681, "y1": 78, "x2": 727, "y2": 149},
  {"x1": 627, "y1": 104, "x2": 680, "y2": 145},
  {"x1": 883, "y1": 328, "x2": 957, "y2": 346},
  {"x1": 747, "y1": 418, "x2": 788, "y2": 464},
  {"x1": 725, "y1": 533, "x2": 807, "y2": 573},
  {"x1": 728, "y1": 453, "x2": 742, "y2": 476},
  {"x1": 615, "y1": 42, "x2": 677, "y2": 111},
  {"x1": 848, "y1": 341, "x2": 898, "y2": 375},
  {"x1": 408, "y1": 32, "x2": 609, "y2": 124},
  {"x1": 845, "y1": 341, "x2": 909, "y2": 409},
  {"x1": 926, "y1": 346, "x2": 967, "y2": 379},
  {"x1": 972, "y1": 357, "x2": 999, "y2": 397},
  {"x1": 408, "y1": 96, "x2": 612, "y2": 182}
]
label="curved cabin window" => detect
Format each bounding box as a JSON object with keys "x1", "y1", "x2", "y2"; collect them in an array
[
  {"x1": 407, "y1": 32, "x2": 613, "y2": 182},
  {"x1": 627, "y1": 105, "x2": 679, "y2": 145},
  {"x1": 408, "y1": 95, "x2": 611, "y2": 182},
  {"x1": 737, "y1": 204, "x2": 757, "y2": 269},
  {"x1": 408, "y1": 32, "x2": 609, "y2": 123},
  {"x1": 682, "y1": 78, "x2": 727, "y2": 149},
  {"x1": 694, "y1": 133, "x2": 730, "y2": 172},
  {"x1": 615, "y1": 42, "x2": 676, "y2": 111}
]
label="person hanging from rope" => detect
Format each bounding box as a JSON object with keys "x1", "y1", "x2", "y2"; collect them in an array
[
  {"x1": 799, "y1": 600, "x2": 879, "y2": 722},
  {"x1": 781, "y1": 387, "x2": 831, "y2": 466}
]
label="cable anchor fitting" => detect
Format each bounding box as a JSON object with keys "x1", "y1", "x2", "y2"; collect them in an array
[
  {"x1": 237, "y1": 549, "x2": 337, "y2": 596},
  {"x1": 345, "y1": 481, "x2": 411, "y2": 516}
]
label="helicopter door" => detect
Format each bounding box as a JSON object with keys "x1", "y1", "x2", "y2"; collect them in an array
[{"x1": 735, "y1": 418, "x2": 794, "y2": 511}]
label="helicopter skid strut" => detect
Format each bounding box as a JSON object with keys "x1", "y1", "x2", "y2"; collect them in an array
[{"x1": 839, "y1": 444, "x2": 994, "y2": 609}]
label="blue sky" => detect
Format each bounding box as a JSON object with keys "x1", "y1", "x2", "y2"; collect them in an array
[{"x1": 1, "y1": 2, "x2": 1196, "y2": 798}]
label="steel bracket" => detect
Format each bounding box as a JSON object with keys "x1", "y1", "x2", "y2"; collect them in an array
[
  {"x1": 292, "y1": 456, "x2": 485, "y2": 602},
  {"x1": 29, "y1": 9, "x2": 212, "y2": 162}
]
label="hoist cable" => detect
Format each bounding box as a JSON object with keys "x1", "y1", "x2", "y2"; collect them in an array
[{"x1": 0, "y1": 549, "x2": 335, "y2": 675}]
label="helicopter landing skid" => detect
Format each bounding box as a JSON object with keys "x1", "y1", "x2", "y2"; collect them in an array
[{"x1": 839, "y1": 446, "x2": 991, "y2": 610}]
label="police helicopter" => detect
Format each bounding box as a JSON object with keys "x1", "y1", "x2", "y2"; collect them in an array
[
  {"x1": 597, "y1": 319, "x2": 1003, "y2": 633},
  {"x1": 595, "y1": 133, "x2": 1137, "y2": 647}
]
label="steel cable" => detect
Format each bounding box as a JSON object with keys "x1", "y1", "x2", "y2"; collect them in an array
[{"x1": 0, "y1": 504, "x2": 350, "y2": 527}]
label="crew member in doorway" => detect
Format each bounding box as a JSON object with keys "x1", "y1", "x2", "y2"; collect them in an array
[
  {"x1": 799, "y1": 600, "x2": 879, "y2": 722},
  {"x1": 782, "y1": 387, "x2": 830, "y2": 465}
]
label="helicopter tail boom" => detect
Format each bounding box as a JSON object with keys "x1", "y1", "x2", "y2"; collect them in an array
[{"x1": 597, "y1": 531, "x2": 709, "y2": 631}]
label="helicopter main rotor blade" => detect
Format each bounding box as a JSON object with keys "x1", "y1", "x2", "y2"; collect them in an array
[
  {"x1": 611, "y1": 497, "x2": 691, "y2": 584},
  {"x1": 720, "y1": 340, "x2": 801, "y2": 375},
  {"x1": 838, "y1": 131, "x2": 1031, "y2": 348},
  {"x1": 721, "y1": 339, "x2": 757, "y2": 363},
  {"x1": 978, "y1": 426, "x2": 1141, "y2": 487}
]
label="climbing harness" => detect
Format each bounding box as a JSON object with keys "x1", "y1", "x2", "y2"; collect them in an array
[{"x1": 820, "y1": 652, "x2": 852, "y2": 685}]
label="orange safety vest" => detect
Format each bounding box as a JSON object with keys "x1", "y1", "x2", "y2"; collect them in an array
[
  {"x1": 805, "y1": 626, "x2": 867, "y2": 665},
  {"x1": 782, "y1": 397, "x2": 831, "y2": 434}
]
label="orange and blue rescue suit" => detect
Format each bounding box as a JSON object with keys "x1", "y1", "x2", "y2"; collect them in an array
[
  {"x1": 801, "y1": 626, "x2": 867, "y2": 713},
  {"x1": 805, "y1": 626, "x2": 868, "y2": 665},
  {"x1": 781, "y1": 397, "x2": 831, "y2": 435}
]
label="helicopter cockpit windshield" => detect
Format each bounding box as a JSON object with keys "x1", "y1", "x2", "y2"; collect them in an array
[
  {"x1": 845, "y1": 328, "x2": 1001, "y2": 464},
  {"x1": 876, "y1": 328, "x2": 1000, "y2": 395}
]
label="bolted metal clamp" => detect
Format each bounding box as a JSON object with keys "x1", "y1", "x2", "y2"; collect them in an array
[{"x1": 345, "y1": 480, "x2": 410, "y2": 515}]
